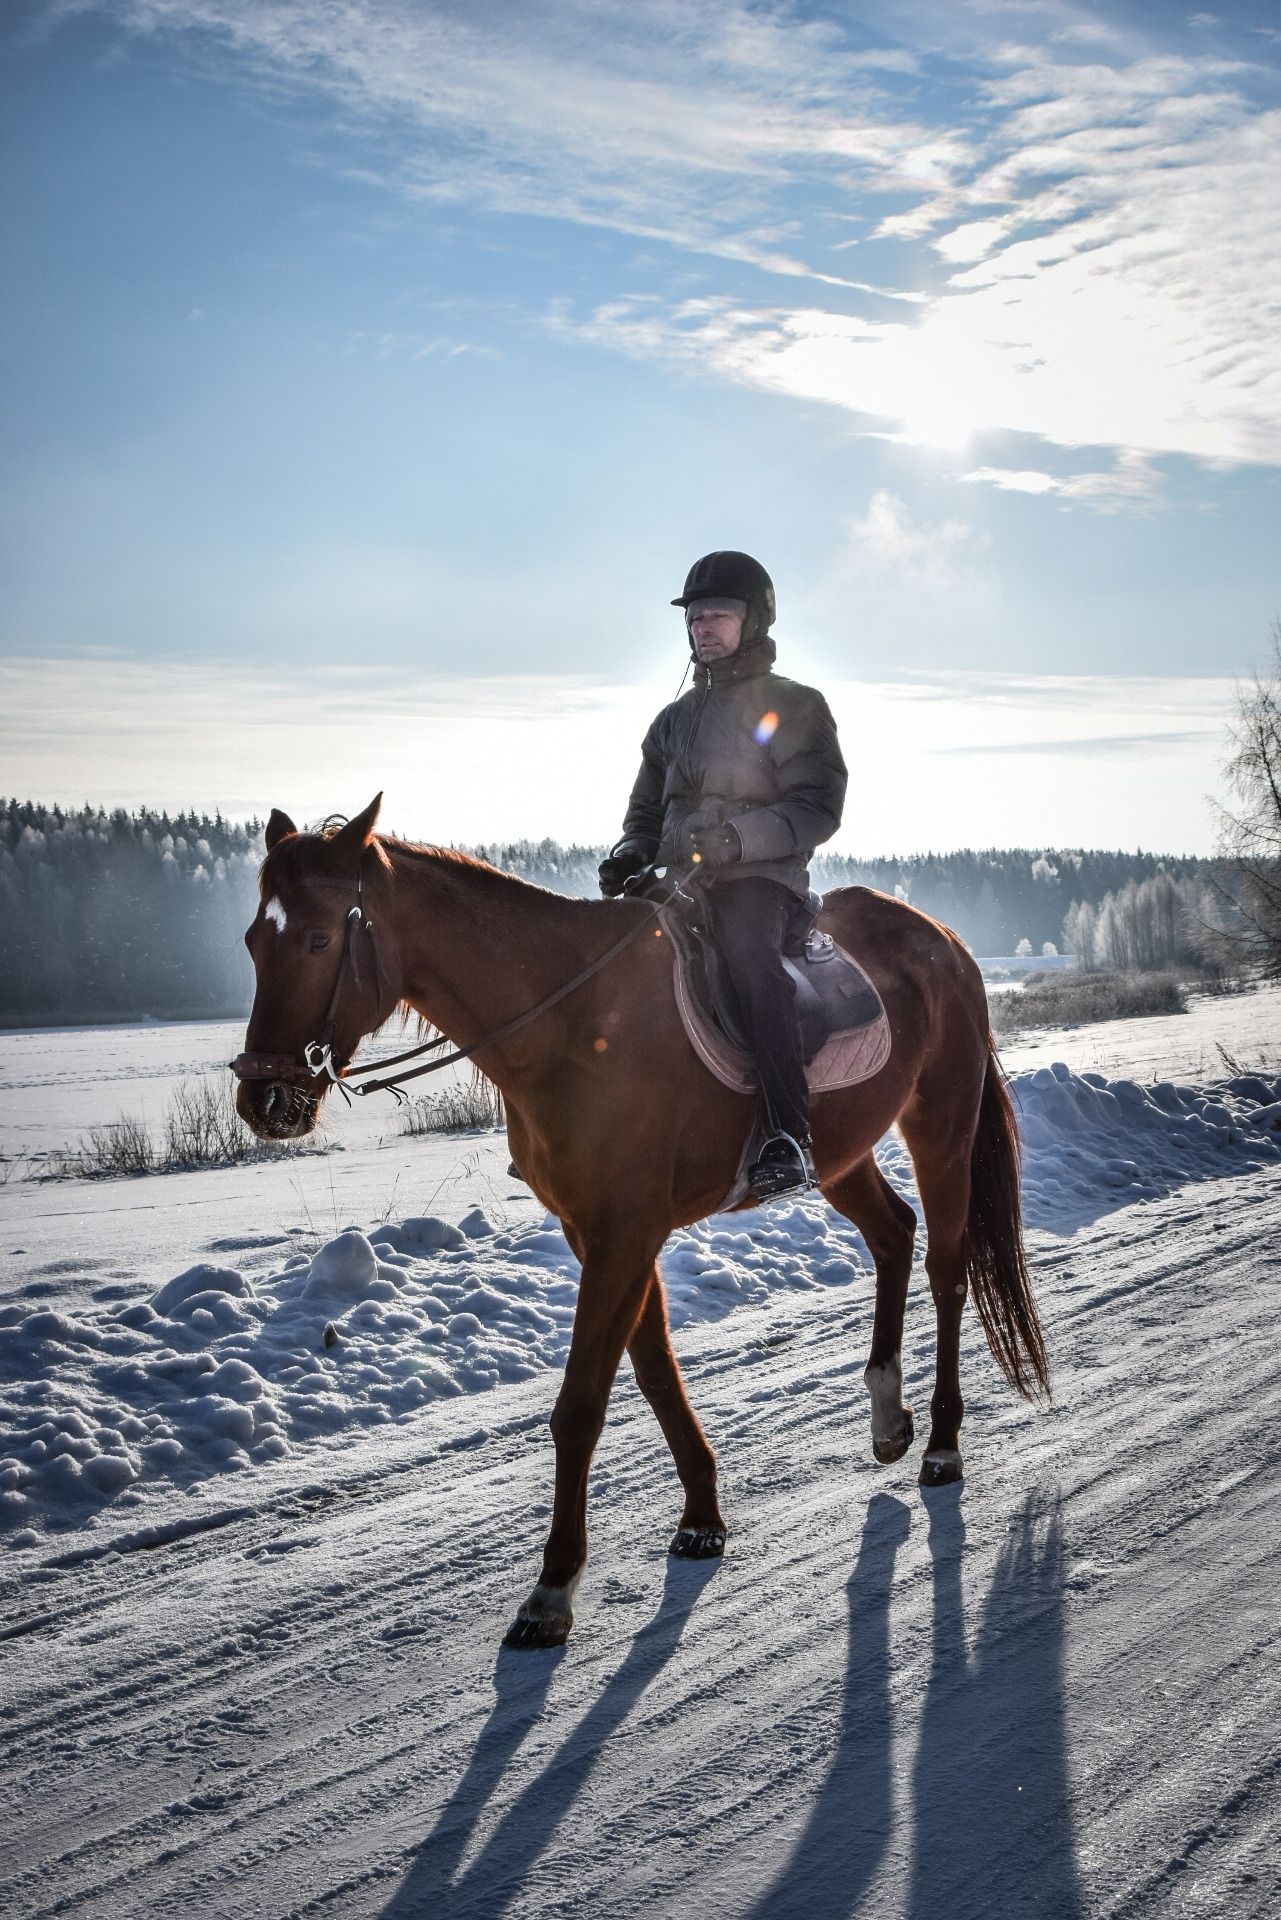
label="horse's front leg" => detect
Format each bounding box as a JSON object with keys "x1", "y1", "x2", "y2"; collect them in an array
[{"x1": 504, "y1": 1225, "x2": 660, "y2": 1650}]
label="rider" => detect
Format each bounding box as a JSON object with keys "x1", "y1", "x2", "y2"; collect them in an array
[{"x1": 598, "y1": 551, "x2": 847, "y2": 1199}]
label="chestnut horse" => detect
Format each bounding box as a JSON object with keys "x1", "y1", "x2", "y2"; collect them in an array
[{"x1": 236, "y1": 796, "x2": 1046, "y2": 1648}]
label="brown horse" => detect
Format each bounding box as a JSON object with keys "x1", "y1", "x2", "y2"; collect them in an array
[{"x1": 235, "y1": 795, "x2": 1047, "y2": 1648}]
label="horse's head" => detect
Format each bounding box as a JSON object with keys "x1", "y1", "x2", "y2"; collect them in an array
[{"x1": 235, "y1": 794, "x2": 392, "y2": 1140}]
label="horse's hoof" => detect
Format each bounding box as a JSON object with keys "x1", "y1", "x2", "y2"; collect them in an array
[
  {"x1": 873, "y1": 1409, "x2": 915, "y2": 1464},
  {"x1": 502, "y1": 1610, "x2": 571, "y2": 1650},
  {"x1": 669, "y1": 1526, "x2": 726, "y2": 1559},
  {"x1": 918, "y1": 1450, "x2": 963, "y2": 1488}
]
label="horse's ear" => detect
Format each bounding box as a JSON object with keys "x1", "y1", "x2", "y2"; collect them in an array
[
  {"x1": 328, "y1": 793, "x2": 383, "y2": 867},
  {"x1": 264, "y1": 808, "x2": 298, "y2": 852}
]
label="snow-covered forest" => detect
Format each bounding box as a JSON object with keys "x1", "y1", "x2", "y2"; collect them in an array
[
  {"x1": 2, "y1": 800, "x2": 1212, "y2": 1022},
  {"x1": 0, "y1": 803, "x2": 262, "y2": 1022}
]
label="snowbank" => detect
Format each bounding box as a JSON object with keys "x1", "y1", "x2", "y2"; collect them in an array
[
  {"x1": 3, "y1": 1066, "x2": 1279, "y2": 1541},
  {"x1": 1011, "y1": 1065, "x2": 1281, "y2": 1225},
  {"x1": 0, "y1": 1200, "x2": 865, "y2": 1539}
]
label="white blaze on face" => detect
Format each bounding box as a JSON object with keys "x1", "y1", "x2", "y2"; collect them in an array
[{"x1": 264, "y1": 896, "x2": 287, "y2": 933}]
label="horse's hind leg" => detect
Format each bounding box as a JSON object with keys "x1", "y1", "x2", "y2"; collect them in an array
[
  {"x1": 898, "y1": 1130, "x2": 972, "y2": 1488},
  {"x1": 823, "y1": 1156, "x2": 918, "y2": 1465},
  {"x1": 627, "y1": 1269, "x2": 726, "y2": 1558}
]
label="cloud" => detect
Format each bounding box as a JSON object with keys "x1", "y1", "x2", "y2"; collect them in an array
[
  {"x1": 961, "y1": 452, "x2": 1164, "y2": 509},
  {"x1": 933, "y1": 730, "x2": 1217, "y2": 757},
  {"x1": 85, "y1": 0, "x2": 959, "y2": 266},
  {"x1": 55, "y1": 4, "x2": 1281, "y2": 472},
  {"x1": 0, "y1": 654, "x2": 1232, "y2": 852},
  {"x1": 840, "y1": 491, "x2": 973, "y2": 585}
]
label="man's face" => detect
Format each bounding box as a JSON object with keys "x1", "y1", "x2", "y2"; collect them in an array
[{"x1": 688, "y1": 604, "x2": 744, "y2": 663}]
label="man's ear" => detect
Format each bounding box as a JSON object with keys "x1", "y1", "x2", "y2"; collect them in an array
[
  {"x1": 265, "y1": 808, "x2": 298, "y2": 852},
  {"x1": 327, "y1": 793, "x2": 383, "y2": 868}
]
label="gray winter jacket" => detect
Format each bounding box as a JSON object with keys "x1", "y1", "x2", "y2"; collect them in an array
[{"x1": 617, "y1": 637, "x2": 847, "y2": 898}]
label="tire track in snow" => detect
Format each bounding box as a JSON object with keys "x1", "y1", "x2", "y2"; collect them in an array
[{"x1": 3, "y1": 1169, "x2": 1281, "y2": 1917}]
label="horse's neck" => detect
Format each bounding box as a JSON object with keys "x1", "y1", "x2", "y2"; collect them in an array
[{"x1": 384, "y1": 849, "x2": 594, "y2": 1048}]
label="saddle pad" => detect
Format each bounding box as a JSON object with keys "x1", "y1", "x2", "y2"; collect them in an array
[{"x1": 659, "y1": 907, "x2": 892, "y2": 1097}]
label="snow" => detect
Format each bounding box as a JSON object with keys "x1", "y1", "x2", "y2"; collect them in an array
[
  {"x1": 3, "y1": 997, "x2": 1281, "y2": 1914},
  {"x1": 4, "y1": 1059, "x2": 1280, "y2": 1543}
]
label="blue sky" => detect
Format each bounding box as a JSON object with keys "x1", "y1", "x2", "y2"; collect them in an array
[{"x1": 2, "y1": 0, "x2": 1279, "y2": 849}]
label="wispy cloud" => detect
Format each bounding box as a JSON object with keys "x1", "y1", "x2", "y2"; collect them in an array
[
  {"x1": 961, "y1": 452, "x2": 1164, "y2": 509},
  {"x1": 0, "y1": 655, "x2": 1233, "y2": 853},
  {"x1": 839, "y1": 490, "x2": 974, "y2": 586},
  {"x1": 934, "y1": 730, "x2": 1217, "y2": 757},
  {"x1": 49, "y1": 3, "x2": 1281, "y2": 473}
]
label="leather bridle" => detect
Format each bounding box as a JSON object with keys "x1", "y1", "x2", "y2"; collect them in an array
[
  {"x1": 230, "y1": 854, "x2": 672, "y2": 1104},
  {"x1": 230, "y1": 859, "x2": 386, "y2": 1093}
]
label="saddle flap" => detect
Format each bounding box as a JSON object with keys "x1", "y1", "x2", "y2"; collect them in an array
[{"x1": 658, "y1": 895, "x2": 891, "y2": 1102}]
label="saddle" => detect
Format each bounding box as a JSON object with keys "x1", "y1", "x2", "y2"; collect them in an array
[{"x1": 657, "y1": 887, "x2": 891, "y2": 1098}]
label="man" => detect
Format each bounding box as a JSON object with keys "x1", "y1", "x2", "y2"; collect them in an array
[{"x1": 599, "y1": 551, "x2": 847, "y2": 1199}]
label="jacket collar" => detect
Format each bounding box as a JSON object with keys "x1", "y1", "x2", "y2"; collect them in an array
[{"x1": 692, "y1": 635, "x2": 776, "y2": 690}]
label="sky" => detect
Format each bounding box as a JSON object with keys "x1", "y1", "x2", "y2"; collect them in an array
[{"x1": 2, "y1": 0, "x2": 1279, "y2": 853}]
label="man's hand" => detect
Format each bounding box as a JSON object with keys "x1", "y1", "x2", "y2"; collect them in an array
[
  {"x1": 689, "y1": 822, "x2": 743, "y2": 869},
  {"x1": 598, "y1": 843, "x2": 650, "y2": 897}
]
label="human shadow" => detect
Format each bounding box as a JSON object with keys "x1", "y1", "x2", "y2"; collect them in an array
[
  {"x1": 908, "y1": 1487, "x2": 1084, "y2": 1920},
  {"x1": 380, "y1": 1555, "x2": 720, "y2": 1918},
  {"x1": 744, "y1": 1490, "x2": 912, "y2": 1919}
]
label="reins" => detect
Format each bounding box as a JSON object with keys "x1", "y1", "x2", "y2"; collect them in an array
[
  {"x1": 346, "y1": 901, "x2": 663, "y2": 1100},
  {"x1": 231, "y1": 848, "x2": 672, "y2": 1103}
]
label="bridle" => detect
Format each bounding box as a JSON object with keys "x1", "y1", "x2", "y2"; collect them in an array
[
  {"x1": 230, "y1": 858, "x2": 387, "y2": 1095},
  {"x1": 230, "y1": 852, "x2": 673, "y2": 1104}
]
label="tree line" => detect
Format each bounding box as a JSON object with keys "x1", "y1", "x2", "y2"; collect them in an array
[
  {"x1": 3, "y1": 800, "x2": 1240, "y2": 1024},
  {"x1": 1, "y1": 801, "x2": 261, "y2": 1022}
]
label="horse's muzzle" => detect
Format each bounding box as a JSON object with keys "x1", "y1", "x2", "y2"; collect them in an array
[{"x1": 235, "y1": 1076, "x2": 319, "y2": 1140}]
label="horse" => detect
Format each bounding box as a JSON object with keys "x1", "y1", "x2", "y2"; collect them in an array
[{"x1": 234, "y1": 795, "x2": 1047, "y2": 1649}]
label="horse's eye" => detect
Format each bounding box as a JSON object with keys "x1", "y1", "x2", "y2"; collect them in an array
[{"x1": 309, "y1": 932, "x2": 332, "y2": 953}]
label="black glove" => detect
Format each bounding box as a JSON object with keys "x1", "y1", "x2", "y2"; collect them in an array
[
  {"x1": 689, "y1": 822, "x2": 743, "y2": 869},
  {"x1": 598, "y1": 843, "x2": 650, "y2": 898}
]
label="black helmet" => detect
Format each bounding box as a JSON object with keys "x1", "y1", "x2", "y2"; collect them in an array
[{"x1": 671, "y1": 550, "x2": 776, "y2": 628}]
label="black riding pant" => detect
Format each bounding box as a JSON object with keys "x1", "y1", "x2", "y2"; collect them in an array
[{"x1": 704, "y1": 875, "x2": 811, "y2": 1144}]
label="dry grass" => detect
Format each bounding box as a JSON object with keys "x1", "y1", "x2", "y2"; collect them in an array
[
  {"x1": 42, "y1": 1076, "x2": 300, "y2": 1179},
  {"x1": 400, "y1": 1071, "x2": 505, "y2": 1136},
  {"x1": 990, "y1": 969, "x2": 1187, "y2": 1038}
]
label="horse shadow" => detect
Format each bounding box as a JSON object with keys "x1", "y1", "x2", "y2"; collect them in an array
[
  {"x1": 907, "y1": 1487, "x2": 1084, "y2": 1920},
  {"x1": 744, "y1": 1489, "x2": 912, "y2": 1919},
  {"x1": 379, "y1": 1555, "x2": 720, "y2": 1918}
]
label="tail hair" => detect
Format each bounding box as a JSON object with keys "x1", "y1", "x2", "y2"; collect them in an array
[{"x1": 965, "y1": 1044, "x2": 1049, "y2": 1400}]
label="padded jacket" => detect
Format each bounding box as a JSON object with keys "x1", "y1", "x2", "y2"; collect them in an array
[{"x1": 617, "y1": 636, "x2": 847, "y2": 899}]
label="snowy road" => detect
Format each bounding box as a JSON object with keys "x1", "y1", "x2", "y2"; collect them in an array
[{"x1": 4, "y1": 1164, "x2": 1279, "y2": 1919}]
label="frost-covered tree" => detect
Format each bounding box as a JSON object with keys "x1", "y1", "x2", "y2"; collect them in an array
[
  {"x1": 0, "y1": 802, "x2": 262, "y2": 1019},
  {"x1": 1213, "y1": 623, "x2": 1281, "y2": 975},
  {"x1": 1061, "y1": 899, "x2": 1098, "y2": 971}
]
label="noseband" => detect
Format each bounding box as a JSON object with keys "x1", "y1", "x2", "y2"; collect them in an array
[{"x1": 230, "y1": 859, "x2": 385, "y2": 1092}]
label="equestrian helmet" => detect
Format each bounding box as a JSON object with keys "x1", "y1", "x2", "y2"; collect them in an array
[{"x1": 671, "y1": 551, "x2": 776, "y2": 628}]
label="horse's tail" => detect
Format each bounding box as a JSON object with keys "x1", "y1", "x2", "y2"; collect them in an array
[{"x1": 965, "y1": 1041, "x2": 1049, "y2": 1401}]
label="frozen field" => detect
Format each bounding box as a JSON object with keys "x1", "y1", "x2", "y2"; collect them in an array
[{"x1": 2, "y1": 984, "x2": 1280, "y2": 1917}]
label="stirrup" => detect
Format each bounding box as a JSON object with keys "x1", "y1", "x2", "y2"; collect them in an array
[{"x1": 748, "y1": 1132, "x2": 816, "y2": 1201}]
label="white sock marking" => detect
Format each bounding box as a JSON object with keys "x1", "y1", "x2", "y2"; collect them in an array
[
  {"x1": 865, "y1": 1355, "x2": 909, "y2": 1442},
  {"x1": 519, "y1": 1570, "x2": 583, "y2": 1624}
]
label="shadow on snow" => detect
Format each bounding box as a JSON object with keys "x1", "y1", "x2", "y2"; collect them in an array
[
  {"x1": 381, "y1": 1490, "x2": 1082, "y2": 1918},
  {"x1": 380, "y1": 1555, "x2": 720, "y2": 1919}
]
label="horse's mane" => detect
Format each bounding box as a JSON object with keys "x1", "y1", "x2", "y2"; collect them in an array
[{"x1": 260, "y1": 824, "x2": 601, "y2": 914}]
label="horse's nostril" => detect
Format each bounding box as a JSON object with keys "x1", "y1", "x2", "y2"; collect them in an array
[{"x1": 256, "y1": 1080, "x2": 317, "y2": 1137}]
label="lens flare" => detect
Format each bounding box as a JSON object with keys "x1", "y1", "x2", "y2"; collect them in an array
[{"x1": 754, "y1": 710, "x2": 779, "y2": 745}]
